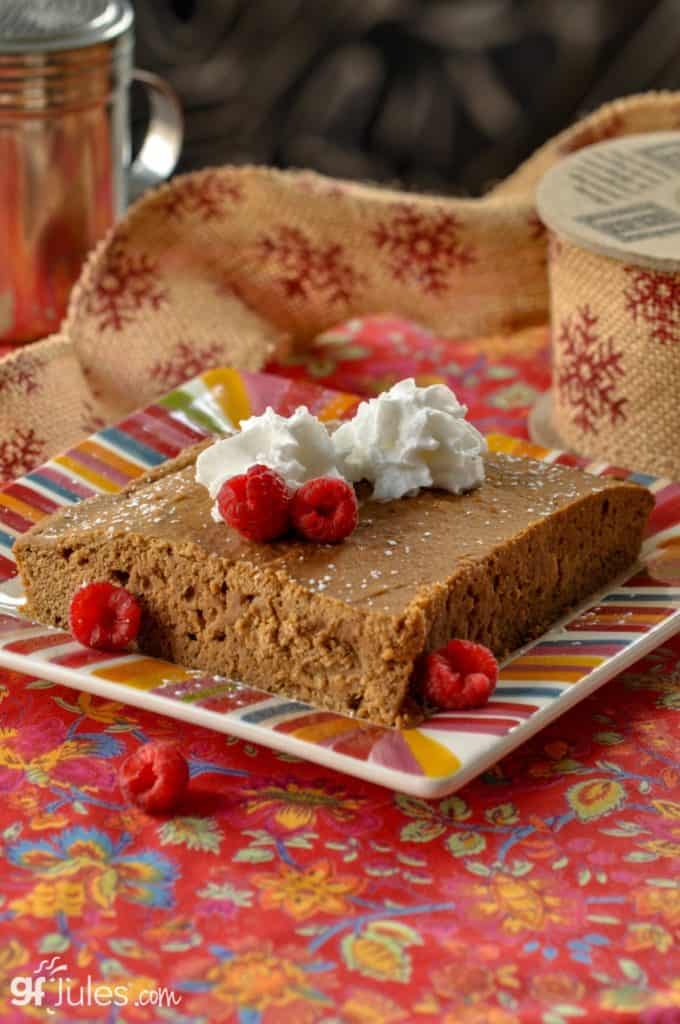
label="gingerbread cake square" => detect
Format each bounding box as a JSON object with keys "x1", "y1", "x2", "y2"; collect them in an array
[{"x1": 13, "y1": 445, "x2": 652, "y2": 725}]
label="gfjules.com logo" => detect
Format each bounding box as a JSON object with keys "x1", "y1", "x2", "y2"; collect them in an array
[{"x1": 10, "y1": 956, "x2": 182, "y2": 1015}]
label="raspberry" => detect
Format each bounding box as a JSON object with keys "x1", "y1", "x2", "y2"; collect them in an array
[
  {"x1": 420, "y1": 639, "x2": 498, "y2": 710},
  {"x1": 217, "y1": 464, "x2": 291, "y2": 542},
  {"x1": 118, "y1": 742, "x2": 189, "y2": 814},
  {"x1": 290, "y1": 477, "x2": 358, "y2": 543},
  {"x1": 69, "y1": 581, "x2": 141, "y2": 651}
]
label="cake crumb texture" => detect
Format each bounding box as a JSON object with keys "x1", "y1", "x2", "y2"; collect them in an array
[{"x1": 13, "y1": 451, "x2": 653, "y2": 726}]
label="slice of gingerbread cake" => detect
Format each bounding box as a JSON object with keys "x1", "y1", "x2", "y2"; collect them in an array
[{"x1": 13, "y1": 381, "x2": 653, "y2": 725}]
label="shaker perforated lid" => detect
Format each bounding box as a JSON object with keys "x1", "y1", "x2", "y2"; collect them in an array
[{"x1": 0, "y1": 0, "x2": 133, "y2": 53}]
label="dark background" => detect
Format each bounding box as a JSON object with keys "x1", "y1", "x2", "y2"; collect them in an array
[{"x1": 132, "y1": 0, "x2": 680, "y2": 195}]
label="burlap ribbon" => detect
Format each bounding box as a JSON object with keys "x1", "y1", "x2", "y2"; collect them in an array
[
  {"x1": 549, "y1": 237, "x2": 680, "y2": 478},
  {"x1": 2, "y1": 90, "x2": 680, "y2": 482}
]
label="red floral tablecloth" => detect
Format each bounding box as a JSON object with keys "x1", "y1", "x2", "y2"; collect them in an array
[{"x1": 1, "y1": 317, "x2": 679, "y2": 1024}]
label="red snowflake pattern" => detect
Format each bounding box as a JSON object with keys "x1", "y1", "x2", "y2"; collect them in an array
[
  {"x1": 371, "y1": 204, "x2": 474, "y2": 295},
  {"x1": 150, "y1": 340, "x2": 225, "y2": 391},
  {"x1": 257, "y1": 227, "x2": 359, "y2": 304},
  {"x1": 560, "y1": 113, "x2": 624, "y2": 155},
  {"x1": 624, "y1": 266, "x2": 680, "y2": 345},
  {"x1": 0, "y1": 354, "x2": 42, "y2": 396},
  {"x1": 86, "y1": 241, "x2": 166, "y2": 332},
  {"x1": 557, "y1": 305, "x2": 627, "y2": 434},
  {"x1": 0, "y1": 428, "x2": 45, "y2": 481},
  {"x1": 163, "y1": 173, "x2": 243, "y2": 222}
]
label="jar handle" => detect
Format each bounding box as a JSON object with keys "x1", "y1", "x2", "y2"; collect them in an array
[{"x1": 127, "y1": 70, "x2": 183, "y2": 202}]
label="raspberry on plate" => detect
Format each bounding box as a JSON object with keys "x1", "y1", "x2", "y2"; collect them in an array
[
  {"x1": 69, "y1": 581, "x2": 141, "y2": 651},
  {"x1": 291, "y1": 477, "x2": 358, "y2": 543},
  {"x1": 420, "y1": 639, "x2": 498, "y2": 710},
  {"x1": 119, "y1": 741, "x2": 189, "y2": 814},
  {"x1": 217, "y1": 463, "x2": 291, "y2": 542}
]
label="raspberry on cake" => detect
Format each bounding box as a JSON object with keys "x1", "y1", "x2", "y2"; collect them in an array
[
  {"x1": 291, "y1": 477, "x2": 358, "y2": 543},
  {"x1": 69, "y1": 580, "x2": 141, "y2": 652},
  {"x1": 420, "y1": 639, "x2": 499, "y2": 710},
  {"x1": 13, "y1": 382, "x2": 654, "y2": 727},
  {"x1": 217, "y1": 464, "x2": 292, "y2": 542}
]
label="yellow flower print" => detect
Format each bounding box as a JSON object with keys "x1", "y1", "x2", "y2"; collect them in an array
[
  {"x1": 0, "y1": 939, "x2": 28, "y2": 977},
  {"x1": 278, "y1": 804, "x2": 319, "y2": 831},
  {"x1": 253, "y1": 859, "x2": 363, "y2": 920},
  {"x1": 566, "y1": 779, "x2": 626, "y2": 822},
  {"x1": 242, "y1": 781, "x2": 363, "y2": 831},
  {"x1": 633, "y1": 885, "x2": 680, "y2": 927},
  {"x1": 0, "y1": 684, "x2": 8, "y2": 702},
  {"x1": 208, "y1": 948, "x2": 308, "y2": 1011},
  {"x1": 10, "y1": 879, "x2": 85, "y2": 919},
  {"x1": 343, "y1": 927, "x2": 417, "y2": 984},
  {"x1": 473, "y1": 873, "x2": 567, "y2": 933},
  {"x1": 76, "y1": 692, "x2": 132, "y2": 725},
  {"x1": 0, "y1": 728, "x2": 22, "y2": 771},
  {"x1": 8, "y1": 826, "x2": 177, "y2": 913},
  {"x1": 340, "y1": 988, "x2": 407, "y2": 1023},
  {"x1": 8, "y1": 787, "x2": 70, "y2": 831},
  {"x1": 0, "y1": 731, "x2": 101, "y2": 789},
  {"x1": 625, "y1": 922, "x2": 673, "y2": 953},
  {"x1": 30, "y1": 740, "x2": 93, "y2": 780}
]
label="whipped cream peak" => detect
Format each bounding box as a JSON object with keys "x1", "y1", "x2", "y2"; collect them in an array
[
  {"x1": 332, "y1": 378, "x2": 486, "y2": 501},
  {"x1": 195, "y1": 405, "x2": 342, "y2": 520}
]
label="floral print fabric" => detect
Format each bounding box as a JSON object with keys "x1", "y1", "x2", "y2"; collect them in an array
[{"x1": 0, "y1": 317, "x2": 678, "y2": 1023}]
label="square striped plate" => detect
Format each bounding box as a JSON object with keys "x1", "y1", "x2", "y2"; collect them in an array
[{"x1": 0, "y1": 368, "x2": 679, "y2": 797}]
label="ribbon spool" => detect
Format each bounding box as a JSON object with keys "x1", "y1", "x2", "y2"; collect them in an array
[{"x1": 534, "y1": 131, "x2": 680, "y2": 479}]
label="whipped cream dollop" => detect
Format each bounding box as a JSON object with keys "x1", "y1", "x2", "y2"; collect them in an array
[
  {"x1": 332, "y1": 378, "x2": 486, "y2": 501},
  {"x1": 196, "y1": 406, "x2": 341, "y2": 520}
]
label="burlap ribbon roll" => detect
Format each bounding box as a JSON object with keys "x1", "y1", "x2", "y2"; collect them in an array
[
  {"x1": 3, "y1": 92, "x2": 680, "y2": 483},
  {"x1": 538, "y1": 131, "x2": 680, "y2": 479},
  {"x1": 548, "y1": 237, "x2": 680, "y2": 478}
]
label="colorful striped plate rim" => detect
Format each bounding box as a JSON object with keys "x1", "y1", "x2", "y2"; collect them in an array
[{"x1": 0, "y1": 370, "x2": 678, "y2": 798}]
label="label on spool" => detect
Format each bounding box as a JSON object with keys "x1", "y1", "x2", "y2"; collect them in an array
[{"x1": 536, "y1": 131, "x2": 680, "y2": 270}]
